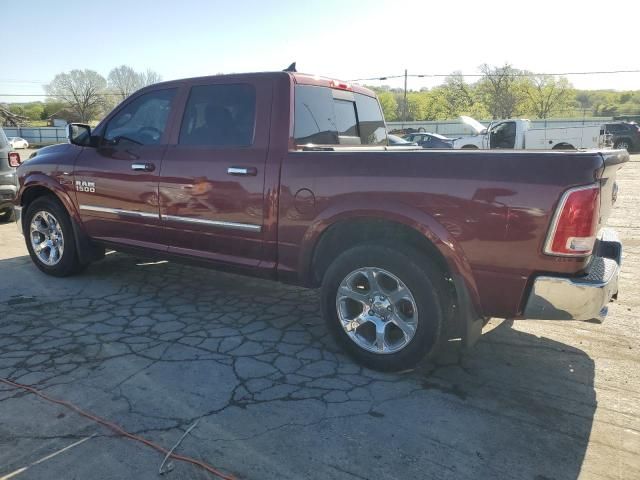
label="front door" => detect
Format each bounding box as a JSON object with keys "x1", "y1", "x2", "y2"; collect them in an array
[
  {"x1": 159, "y1": 79, "x2": 272, "y2": 266},
  {"x1": 74, "y1": 88, "x2": 178, "y2": 249},
  {"x1": 489, "y1": 121, "x2": 517, "y2": 149}
]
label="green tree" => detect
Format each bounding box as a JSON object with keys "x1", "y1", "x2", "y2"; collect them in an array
[
  {"x1": 476, "y1": 64, "x2": 529, "y2": 119},
  {"x1": 41, "y1": 100, "x2": 68, "y2": 120},
  {"x1": 522, "y1": 75, "x2": 573, "y2": 118},
  {"x1": 377, "y1": 91, "x2": 398, "y2": 121},
  {"x1": 405, "y1": 92, "x2": 430, "y2": 120}
]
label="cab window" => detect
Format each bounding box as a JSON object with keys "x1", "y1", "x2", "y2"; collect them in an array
[
  {"x1": 103, "y1": 88, "x2": 176, "y2": 146},
  {"x1": 178, "y1": 84, "x2": 256, "y2": 146}
]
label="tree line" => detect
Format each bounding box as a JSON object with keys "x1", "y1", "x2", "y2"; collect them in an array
[
  {"x1": 3, "y1": 63, "x2": 640, "y2": 125},
  {"x1": 2, "y1": 65, "x2": 162, "y2": 124},
  {"x1": 373, "y1": 64, "x2": 640, "y2": 122}
]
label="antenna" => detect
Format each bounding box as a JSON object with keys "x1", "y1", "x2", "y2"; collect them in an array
[{"x1": 283, "y1": 62, "x2": 297, "y2": 72}]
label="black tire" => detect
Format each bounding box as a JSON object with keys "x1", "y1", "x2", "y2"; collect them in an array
[
  {"x1": 0, "y1": 208, "x2": 15, "y2": 223},
  {"x1": 552, "y1": 143, "x2": 575, "y2": 150},
  {"x1": 24, "y1": 196, "x2": 83, "y2": 277},
  {"x1": 461, "y1": 145, "x2": 478, "y2": 150},
  {"x1": 321, "y1": 244, "x2": 448, "y2": 371}
]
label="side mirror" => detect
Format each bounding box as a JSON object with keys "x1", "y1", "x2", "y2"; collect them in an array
[
  {"x1": 66, "y1": 123, "x2": 94, "y2": 147},
  {"x1": 480, "y1": 128, "x2": 488, "y2": 135},
  {"x1": 8, "y1": 151, "x2": 22, "y2": 167}
]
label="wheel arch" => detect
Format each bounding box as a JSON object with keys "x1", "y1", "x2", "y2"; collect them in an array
[
  {"x1": 20, "y1": 177, "x2": 100, "y2": 265},
  {"x1": 552, "y1": 142, "x2": 575, "y2": 150},
  {"x1": 299, "y1": 205, "x2": 484, "y2": 336},
  {"x1": 304, "y1": 212, "x2": 484, "y2": 342}
]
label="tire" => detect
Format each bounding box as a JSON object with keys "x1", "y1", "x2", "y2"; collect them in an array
[
  {"x1": 24, "y1": 196, "x2": 83, "y2": 277},
  {"x1": 321, "y1": 244, "x2": 447, "y2": 371},
  {"x1": 461, "y1": 145, "x2": 478, "y2": 150},
  {"x1": 552, "y1": 143, "x2": 575, "y2": 150},
  {"x1": 614, "y1": 139, "x2": 631, "y2": 151},
  {"x1": 0, "y1": 208, "x2": 15, "y2": 223}
]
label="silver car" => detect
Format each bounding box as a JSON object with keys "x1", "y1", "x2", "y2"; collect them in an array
[{"x1": 0, "y1": 128, "x2": 20, "y2": 222}]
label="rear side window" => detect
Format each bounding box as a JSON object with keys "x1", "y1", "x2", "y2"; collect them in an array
[
  {"x1": 354, "y1": 93, "x2": 387, "y2": 145},
  {"x1": 294, "y1": 85, "x2": 387, "y2": 146},
  {"x1": 179, "y1": 84, "x2": 256, "y2": 146}
]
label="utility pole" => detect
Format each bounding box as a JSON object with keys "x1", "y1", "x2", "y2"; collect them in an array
[{"x1": 402, "y1": 69, "x2": 408, "y2": 127}]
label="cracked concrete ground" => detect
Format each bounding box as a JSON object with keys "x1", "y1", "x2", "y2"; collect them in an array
[{"x1": 0, "y1": 156, "x2": 638, "y2": 480}]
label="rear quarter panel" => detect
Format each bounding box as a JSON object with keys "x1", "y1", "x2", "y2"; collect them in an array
[{"x1": 278, "y1": 149, "x2": 603, "y2": 318}]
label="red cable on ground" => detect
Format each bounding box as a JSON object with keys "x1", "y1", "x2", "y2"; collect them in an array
[{"x1": 0, "y1": 378, "x2": 236, "y2": 480}]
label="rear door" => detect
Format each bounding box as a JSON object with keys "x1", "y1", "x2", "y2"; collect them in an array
[
  {"x1": 158, "y1": 78, "x2": 272, "y2": 266},
  {"x1": 74, "y1": 88, "x2": 178, "y2": 249}
]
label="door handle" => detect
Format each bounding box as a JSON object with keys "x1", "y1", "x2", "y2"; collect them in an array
[
  {"x1": 131, "y1": 163, "x2": 155, "y2": 172},
  {"x1": 227, "y1": 166, "x2": 257, "y2": 176}
]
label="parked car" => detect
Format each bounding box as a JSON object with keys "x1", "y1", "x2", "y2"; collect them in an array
[
  {"x1": 403, "y1": 132, "x2": 453, "y2": 149},
  {"x1": 453, "y1": 116, "x2": 609, "y2": 150},
  {"x1": 387, "y1": 134, "x2": 417, "y2": 146},
  {"x1": 14, "y1": 71, "x2": 627, "y2": 371},
  {"x1": 0, "y1": 128, "x2": 21, "y2": 222},
  {"x1": 8, "y1": 137, "x2": 29, "y2": 149},
  {"x1": 604, "y1": 122, "x2": 640, "y2": 152}
]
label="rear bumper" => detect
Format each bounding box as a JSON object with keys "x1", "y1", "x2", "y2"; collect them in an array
[{"x1": 523, "y1": 228, "x2": 621, "y2": 322}]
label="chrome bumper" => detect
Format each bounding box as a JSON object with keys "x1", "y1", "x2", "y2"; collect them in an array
[
  {"x1": 523, "y1": 228, "x2": 621, "y2": 322},
  {"x1": 14, "y1": 205, "x2": 22, "y2": 235}
]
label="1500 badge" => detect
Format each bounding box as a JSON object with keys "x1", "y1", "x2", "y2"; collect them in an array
[{"x1": 75, "y1": 180, "x2": 96, "y2": 193}]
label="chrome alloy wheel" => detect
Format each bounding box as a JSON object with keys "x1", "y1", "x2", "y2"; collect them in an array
[
  {"x1": 30, "y1": 211, "x2": 65, "y2": 266},
  {"x1": 336, "y1": 267, "x2": 419, "y2": 354}
]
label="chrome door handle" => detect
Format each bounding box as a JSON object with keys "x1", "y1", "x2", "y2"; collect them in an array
[
  {"x1": 227, "y1": 167, "x2": 257, "y2": 176},
  {"x1": 131, "y1": 163, "x2": 155, "y2": 172}
]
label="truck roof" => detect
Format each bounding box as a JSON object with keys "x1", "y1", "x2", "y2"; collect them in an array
[{"x1": 139, "y1": 71, "x2": 377, "y2": 98}]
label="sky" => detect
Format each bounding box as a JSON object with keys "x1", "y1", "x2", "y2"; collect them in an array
[{"x1": 3, "y1": 0, "x2": 639, "y2": 102}]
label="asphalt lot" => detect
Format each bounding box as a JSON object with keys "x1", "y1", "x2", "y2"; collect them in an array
[{"x1": 0, "y1": 154, "x2": 639, "y2": 480}]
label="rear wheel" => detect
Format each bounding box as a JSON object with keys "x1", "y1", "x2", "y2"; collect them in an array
[
  {"x1": 24, "y1": 196, "x2": 83, "y2": 277},
  {"x1": 321, "y1": 244, "x2": 447, "y2": 371},
  {"x1": 552, "y1": 143, "x2": 575, "y2": 150},
  {"x1": 461, "y1": 145, "x2": 478, "y2": 150}
]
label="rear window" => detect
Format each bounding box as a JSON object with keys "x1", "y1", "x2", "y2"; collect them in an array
[{"x1": 293, "y1": 85, "x2": 386, "y2": 146}]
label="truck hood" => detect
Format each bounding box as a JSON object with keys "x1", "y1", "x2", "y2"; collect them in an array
[{"x1": 460, "y1": 116, "x2": 487, "y2": 135}]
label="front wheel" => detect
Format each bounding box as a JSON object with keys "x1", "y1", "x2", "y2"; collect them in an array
[
  {"x1": 24, "y1": 196, "x2": 83, "y2": 277},
  {"x1": 321, "y1": 244, "x2": 447, "y2": 371}
]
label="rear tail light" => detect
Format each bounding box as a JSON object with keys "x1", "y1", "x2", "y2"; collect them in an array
[
  {"x1": 8, "y1": 152, "x2": 21, "y2": 168},
  {"x1": 544, "y1": 184, "x2": 600, "y2": 256}
]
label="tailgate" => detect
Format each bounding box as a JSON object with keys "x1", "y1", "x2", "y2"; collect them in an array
[{"x1": 598, "y1": 149, "x2": 629, "y2": 230}]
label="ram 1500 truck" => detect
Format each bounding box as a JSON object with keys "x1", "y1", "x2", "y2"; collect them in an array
[{"x1": 14, "y1": 72, "x2": 627, "y2": 371}]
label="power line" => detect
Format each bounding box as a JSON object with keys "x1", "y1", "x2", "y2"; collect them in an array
[
  {"x1": 349, "y1": 69, "x2": 640, "y2": 82},
  {"x1": 0, "y1": 93, "x2": 124, "y2": 97}
]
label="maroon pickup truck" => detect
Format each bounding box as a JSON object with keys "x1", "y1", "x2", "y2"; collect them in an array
[{"x1": 14, "y1": 71, "x2": 627, "y2": 371}]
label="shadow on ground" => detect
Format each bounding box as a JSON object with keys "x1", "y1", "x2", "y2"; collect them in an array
[{"x1": 0, "y1": 253, "x2": 595, "y2": 480}]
